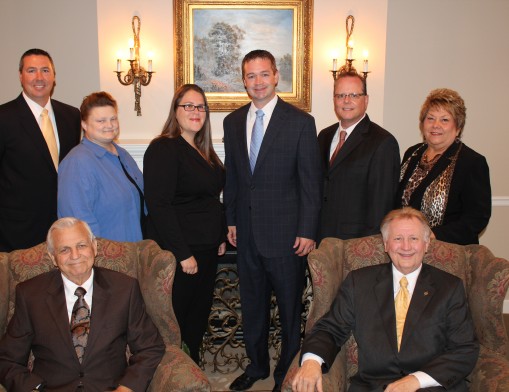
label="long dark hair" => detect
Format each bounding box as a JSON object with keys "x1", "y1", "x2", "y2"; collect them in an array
[{"x1": 158, "y1": 84, "x2": 222, "y2": 167}]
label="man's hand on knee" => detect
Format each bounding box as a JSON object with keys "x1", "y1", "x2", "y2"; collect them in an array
[{"x1": 292, "y1": 359, "x2": 323, "y2": 392}]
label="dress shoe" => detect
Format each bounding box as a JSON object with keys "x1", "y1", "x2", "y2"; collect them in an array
[
  {"x1": 229, "y1": 372, "x2": 265, "y2": 391},
  {"x1": 272, "y1": 383, "x2": 282, "y2": 392}
]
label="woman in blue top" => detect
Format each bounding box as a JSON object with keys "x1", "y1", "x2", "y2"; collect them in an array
[{"x1": 58, "y1": 92, "x2": 145, "y2": 242}]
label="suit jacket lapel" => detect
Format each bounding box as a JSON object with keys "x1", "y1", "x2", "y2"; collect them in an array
[
  {"x1": 252, "y1": 98, "x2": 284, "y2": 174},
  {"x1": 45, "y1": 270, "x2": 79, "y2": 362},
  {"x1": 374, "y1": 263, "x2": 399, "y2": 355},
  {"x1": 16, "y1": 95, "x2": 57, "y2": 173},
  {"x1": 84, "y1": 267, "x2": 111, "y2": 362},
  {"x1": 401, "y1": 264, "x2": 435, "y2": 349},
  {"x1": 329, "y1": 115, "x2": 370, "y2": 170}
]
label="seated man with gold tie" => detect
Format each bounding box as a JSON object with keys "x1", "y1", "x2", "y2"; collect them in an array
[
  {"x1": 292, "y1": 207, "x2": 479, "y2": 392},
  {"x1": 0, "y1": 217, "x2": 165, "y2": 392}
]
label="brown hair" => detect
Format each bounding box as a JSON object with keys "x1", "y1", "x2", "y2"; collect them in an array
[
  {"x1": 19, "y1": 48, "x2": 55, "y2": 74},
  {"x1": 241, "y1": 50, "x2": 278, "y2": 80},
  {"x1": 380, "y1": 207, "x2": 431, "y2": 242},
  {"x1": 419, "y1": 88, "x2": 466, "y2": 138},
  {"x1": 334, "y1": 71, "x2": 367, "y2": 95},
  {"x1": 157, "y1": 84, "x2": 222, "y2": 167},
  {"x1": 80, "y1": 91, "x2": 118, "y2": 122}
]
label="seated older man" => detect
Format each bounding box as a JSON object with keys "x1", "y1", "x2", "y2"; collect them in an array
[
  {"x1": 0, "y1": 217, "x2": 165, "y2": 392},
  {"x1": 292, "y1": 207, "x2": 479, "y2": 392}
]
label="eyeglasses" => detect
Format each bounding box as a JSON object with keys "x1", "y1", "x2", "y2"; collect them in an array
[
  {"x1": 177, "y1": 104, "x2": 208, "y2": 112},
  {"x1": 333, "y1": 93, "x2": 366, "y2": 100}
]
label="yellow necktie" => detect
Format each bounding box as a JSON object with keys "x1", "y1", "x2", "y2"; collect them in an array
[
  {"x1": 40, "y1": 108, "x2": 59, "y2": 170},
  {"x1": 395, "y1": 276, "x2": 409, "y2": 351}
]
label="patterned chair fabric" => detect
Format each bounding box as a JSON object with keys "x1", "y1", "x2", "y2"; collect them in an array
[
  {"x1": 0, "y1": 238, "x2": 211, "y2": 391},
  {"x1": 283, "y1": 235, "x2": 509, "y2": 391}
]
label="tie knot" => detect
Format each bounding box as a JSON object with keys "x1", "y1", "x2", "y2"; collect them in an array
[
  {"x1": 400, "y1": 276, "x2": 408, "y2": 289},
  {"x1": 256, "y1": 109, "x2": 264, "y2": 118},
  {"x1": 339, "y1": 130, "x2": 347, "y2": 141},
  {"x1": 75, "y1": 287, "x2": 87, "y2": 297},
  {"x1": 41, "y1": 108, "x2": 49, "y2": 117}
]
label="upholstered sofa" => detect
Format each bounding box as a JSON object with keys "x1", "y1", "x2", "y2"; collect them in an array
[
  {"x1": 283, "y1": 235, "x2": 509, "y2": 391},
  {"x1": 0, "y1": 238, "x2": 211, "y2": 391}
]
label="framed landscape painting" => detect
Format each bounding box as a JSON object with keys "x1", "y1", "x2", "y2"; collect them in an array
[{"x1": 174, "y1": 0, "x2": 313, "y2": 111}]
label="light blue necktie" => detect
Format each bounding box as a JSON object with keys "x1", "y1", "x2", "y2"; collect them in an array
[{"x1": 249, "y1": 109, "x2": 264, "y2": 173}]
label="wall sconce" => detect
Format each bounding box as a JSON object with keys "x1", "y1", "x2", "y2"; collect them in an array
[
  {"x1": 331, "y1": 15, "x2": 370, "y2": 80},
  {"x1": 115, "y1": 16, "x2": 154, "y2": 116}
]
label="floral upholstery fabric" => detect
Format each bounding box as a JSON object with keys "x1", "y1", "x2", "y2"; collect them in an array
[
  {"x1": 283, "y1": 235, "x2": 509, "y2": 392},
  {"x1": 0, "y1": 238, "x2": 211, "y2": 392}
]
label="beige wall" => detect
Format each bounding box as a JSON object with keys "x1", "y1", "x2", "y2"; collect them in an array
[{"x1": 0, "y1": 0, "x2": 507, "y2": 258}]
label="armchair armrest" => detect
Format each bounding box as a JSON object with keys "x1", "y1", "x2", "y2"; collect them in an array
[
  {"x1": 469, "y1": 346, "x2": 509, "y2": 391},
  {"x1": 466, "y1": 245, "x2": 509, "y2": 356},
  {"x1": 149, "y1": 345, "x2": 211, "y2": 391}
]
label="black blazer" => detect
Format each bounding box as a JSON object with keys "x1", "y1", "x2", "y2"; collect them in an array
[
  {"x1": 223, "y1": 97, "x2": 322, "y2": 257},
  {"x1": 317, "y1": 115, "x2": 400, "y2": 241},
  {"x1": 143, "y1": 136, "x2": 226, "y2": 261},
  {"x1": 301, "y1": 263, "x2": 479, "y2": 392},
  {"x1": 397, "y1": 142, "x2": 491, "y2": 245},
  {"x1": 0, "y1": 267, "x2": 165, "y2": 392},
  {"x1": 0, "y1": 94, "x2": 81, "y2": 251}
]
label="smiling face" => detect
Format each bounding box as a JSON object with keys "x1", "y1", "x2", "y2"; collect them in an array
[
  {"x1": 82, "y1": 105, "x2": 119, "y2": 149},
  {"x1": 243, "y1": 57, "x2": 279, "y2": 108},
  {"x1": 49, "y1": 223, "x2": 97, "y2": 285},
  {"x1": 421, "y1": 106, "x2": 460, "y2": 154},
  {"x1": 19, "y1": 54, "x2": 55, "y2": 107},
  {"x1": 333, "y1": 75, "x2": 369, "y2": 128},
  {"x1": 383, "y1": 217, "x2": 430, "y2": 275},
  {"x1": 176, "y1": 89, "x2": 206, "y2": 140}
]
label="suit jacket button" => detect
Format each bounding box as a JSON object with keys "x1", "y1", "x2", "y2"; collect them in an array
[
  {"x1": 323, "y1": 197, "x2": 327, "y2": 202},
  {"x1": 80, "y1": 372, "x2": 84, "y2": 378}
]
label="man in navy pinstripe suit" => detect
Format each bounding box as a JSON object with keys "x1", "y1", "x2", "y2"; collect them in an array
[{"x1": 223, "y1": 50, "x2": 322, "y2": 392}]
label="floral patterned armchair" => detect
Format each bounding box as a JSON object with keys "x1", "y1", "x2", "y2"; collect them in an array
[
  {"x1": 0, "y1": 238, "x2": 211, "y2": 391},
  {"x1": 283, "y1": 235, "x2": 509, "y2": 391}
]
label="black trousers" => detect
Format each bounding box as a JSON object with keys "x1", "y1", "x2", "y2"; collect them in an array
[
  {"x1": 237, "y1": 231, "x2": 305, "y2": 385},
  {"x1": 172, "y1": 246, "x2": 219, "y2": 363}
]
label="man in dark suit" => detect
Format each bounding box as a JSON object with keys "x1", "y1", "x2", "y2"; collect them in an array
[
  {"x1": 292, "y1": 207, "x2": 479, "y2": 392},
  {"x1": 223, "y1": 50, "x2": 322, "y2": 392},
  {"x1": 0, "y1": 48, "x2": 81, "y2": 251},
  {"x1": 317, "y1": 71, "x2": 400, "y2": 242},
  {"x1": 0, "y1": 217, "x2": 165, "y2": 391}
]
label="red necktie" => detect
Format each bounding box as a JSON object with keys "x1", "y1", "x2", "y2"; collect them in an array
[{"x1": 330, "y1": 129, "x2": 347, "y2": 164}]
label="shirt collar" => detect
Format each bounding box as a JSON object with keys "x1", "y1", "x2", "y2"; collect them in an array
[
  {"x1": 339, "y1": 113, "x2": 366, "y2": 136},
  {"x1": 62, "y1": 268, "x2": 95, "y2": 298},
  {"x1": 392, "y1": 263, "x2": 422, "y2": 295},
  {"x1": 249, "y1": 94, "x2": 278, "y2": 119},
  {"x1": 22, "y1": 91, "x2": 53, "y2": 117}
]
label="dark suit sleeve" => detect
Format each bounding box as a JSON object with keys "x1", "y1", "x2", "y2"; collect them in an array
[
  {"x1": 144, "y1": 140, "x2": 193, "y2": 261},
  {"x1": 0, "y1": 285, "x2": 45, "y2": 391},
  {"x1": 117, "y1": 278, "x2": 165, "y2": 391},
  {"x1": 366, "y1": 134, "x2": 400, "y2": 235},
  {"x1": 416, "y1": 278, "x2": 479, "y2": 389},
  {"x1": 300, "y1": 272, "x2": 356, "y2": 372},
  {"x1": 223, "y1": 116, "x2": 238, "y2": 227},
  {"x1": 296, "y1": 115, "x2": 323, "y2": 240},
  {"x1": 433, "y1": 154, "x2": 491, "y2": 244}
]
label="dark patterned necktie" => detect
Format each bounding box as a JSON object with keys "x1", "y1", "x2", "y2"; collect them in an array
[{"x1": 70, "y1": 286, "x2": 90, "y2": 363}]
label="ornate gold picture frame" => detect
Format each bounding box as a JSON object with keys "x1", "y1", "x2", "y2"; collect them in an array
[{"x1": 174, "y1": 0, "x2": 313, "y2": 111}]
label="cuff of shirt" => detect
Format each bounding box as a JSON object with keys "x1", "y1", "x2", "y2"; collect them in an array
[
  {"x1": 301, "y1": 352, "x2": 325, "y2": 366},
  {"x1": 411, "y1": 371, "x2": 441, "y2": 388}
]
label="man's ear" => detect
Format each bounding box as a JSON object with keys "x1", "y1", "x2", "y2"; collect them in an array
[
  {"x1": 48, "y1": 251, "x2": 57, "y2": 268},
  {"x1": 92, "y1": 239, "x2": 98, "y2": 257}
]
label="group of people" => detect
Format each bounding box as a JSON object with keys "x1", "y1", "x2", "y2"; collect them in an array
[{"x1": 0, "y1": 47, "x2": 490, "y2": 392}]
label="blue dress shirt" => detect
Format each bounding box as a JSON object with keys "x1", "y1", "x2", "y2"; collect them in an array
[{"x1": 58, "y1": 138, "x2": 144, "y2": 241}]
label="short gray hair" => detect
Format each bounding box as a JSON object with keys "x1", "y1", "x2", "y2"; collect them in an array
[
  {"x1": 380, "y1": 207, "x2": 431, "y2": 242},
  {"x1": 47, "y1": 217, "x2": 95, "y2": 254}
]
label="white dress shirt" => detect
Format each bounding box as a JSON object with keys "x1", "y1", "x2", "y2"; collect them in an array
[
  {"x1": 23, "y1": 92, "x2": 61, "y2": 153},
  {"x1": 246, "y1": 95, "x2": 278, "y2": 156},
  {"x1": 62, "y1": 269, "x2": 94, "y2": 322}
]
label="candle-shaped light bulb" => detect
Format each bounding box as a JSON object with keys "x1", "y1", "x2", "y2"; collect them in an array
[
  {"x1": 147, "y1": 51, "x2": 154, "y2": 72},
  {"x1": 128, "y1": 39, "x2": 135, "y2": 60},
  {"x1": 332, "y1": 58, "x2": 338, "y2": 71},
  {"x1": 347, "y1": 39, "x2": 354, "y2": 60},
  {"x1": 117, "y1": 59, "x2": 121, "y2": 72},
  {"x1": 362, "y1": 50, "x2": 369, "y2": 72}
]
